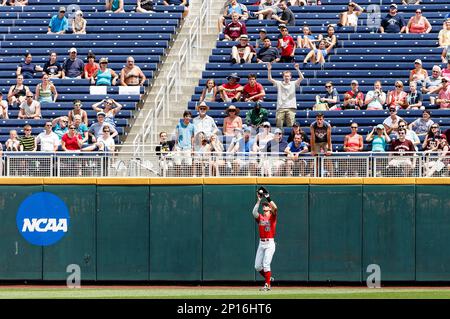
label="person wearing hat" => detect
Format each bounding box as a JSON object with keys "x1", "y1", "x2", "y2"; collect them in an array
[
  {"x1": 48, "y1": 7, "x2": 68, "y2": 34},
  {"x1": 242, "y1": 73, "x2": 265, "y2": 102},
  {"x1": 255, "y1": 28, "x2": 268, "y2": 50},
  {"x1": 223, "y1": 105, "x2": 243, "y2": 137},
  {"x1": 88, "y1": 111, "x2": 118, "y2": 143},
  {"x1": 72, "y1": 10, "x2": 87, "y2": 34},
  {"x1": 382, "y1": 106, "x2": 403, "y2": 137},
  {"x1": 436, "y1": 75, "x2": 450, "y2": 109},
  {"x1": 91, "y1": 57, "x2": 119, "y2": 86},
  {"x1": 245, "y1": 101, "x2": 269, "y2": 129},
  {"x1": 343, "y1": 80, "x2": 364, "y2": 110},
  {"x1": 256, "y1": 38, "x2": 280, "y2": 63},
  {"x1": 380, "y1": 4, "x2": 407, "y2": 33},
  {"x1": 223, "y1": 12, "x2": 247, "y2": 41},
  {"x1": 105, "y1": 0, "x2": 125, "y2": 13},
  {"x1": 62, "y1": 48, "x2": 84, "y2": 79},
  {"x1": 272, "y1": 0, "x2": 295, "y2": 26},
  {"x1": 231, "y1": 34, "x2": 256, "y2": 64},
  {"x1": 409, "y1": 59, "x2": 428, "y2": 87},
  {"x1": 219, "y1": 73, "x2": 243, "y2": 103},
  {"x1": 366, "y1": 124, "x2": 391, "y2": 152},
  {"x1": 193, "y1": 102, "x2": 218, "y2": 138},
  {"x1": 253, "y1": 121, "x2": 274, "y2": 153},
  {"x1": 277, "y1": 25, "x2": 296, "y2": 63},
  {"x1": 267, "y1": 62, "x2": 304, "y2": 129},
  {"x1": 91, "y1": 98, "x2": 123, "y2": 127}
]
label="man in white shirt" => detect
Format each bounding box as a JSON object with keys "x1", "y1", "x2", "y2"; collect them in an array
[
  {"x1": 36, "y1": 121, "x2": 60, "y2": 152},
  {"x1": 192, "y1": 102, "x2": 219, "y2": 138},
  {"x1": 267, "y1": 62, "x2": 304, "y2": 128}
]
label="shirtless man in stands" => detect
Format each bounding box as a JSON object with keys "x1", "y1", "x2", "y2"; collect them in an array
[{"x1": 120, "y1": 56, "x2": 147, "y2": 86}]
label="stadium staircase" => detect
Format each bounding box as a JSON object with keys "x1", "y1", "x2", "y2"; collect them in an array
[{"x1": 187, "y1": 0, "x2": 450, "y2": 151}]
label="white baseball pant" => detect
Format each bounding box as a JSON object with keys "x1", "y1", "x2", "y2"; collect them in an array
[{"x1": 254, "y1": 239, "x2": 276, "y2": 273}]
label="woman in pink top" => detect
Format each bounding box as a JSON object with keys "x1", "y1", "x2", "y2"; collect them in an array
[
  {"x1": 223, "y1": 105, "x2": 243, "y2": 136},
  {"x1": 344, "y1": 122, "x2": 363, "y2": 152},
  {"x1": 387, "y1": 80, "x2": 408, "y2": 110},
  {"x1": 406, "y1": 9, "x2": 432, "y2": 34}
]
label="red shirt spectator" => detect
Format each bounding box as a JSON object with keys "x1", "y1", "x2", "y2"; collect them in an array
[
  {"x1": 438, "y1": 77, "x2": 450, "y2": 109},
  {"x1": 277, "y1": 31, "x2": 295, "y2": 57},
  {"x1": 224, "y1": 13, "x2": 247, "y2": 41},
  {"x1": 390, "y1": 138, "x2": 415, "y2": 155},
  {"x1": 222, "y1": 82, "x2": 242, "y2": 100},
  {"x1": 61, "y1": 131, "x2": 82, "y2": 150},
  {"x1": 242, "y1": 75, "x2": 265, "y2": 102}
]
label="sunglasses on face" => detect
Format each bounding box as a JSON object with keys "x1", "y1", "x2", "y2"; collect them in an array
[
  {"x1": 24, "y1": 129, "x2": 31, "y2": 131},
  {"x1": 395, "y1": 85, "x2": 403, "y2": 88},
  {"x1": 325, "y1": 86, "x2": 332, "y2": 88},
  {"x1": 442, "y1": 80, "x2": 448, "y2": 83},
  {"x1": 389, "y1": 109, "x2": 396, "y2": 112},
  {"x1": 351, "y1": 126, "x2": 358, "y2": 129},
  {"x1": 228, "y1": 110, "x2": 236, "y2": 112},
  {"x1": 432, "y1": 126, "x2": 439, "y2": 129}
]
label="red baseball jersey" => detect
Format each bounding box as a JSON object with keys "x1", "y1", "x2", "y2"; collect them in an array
[{"x1": 256, "y1": 213, "x2": 277, "y2": 239}]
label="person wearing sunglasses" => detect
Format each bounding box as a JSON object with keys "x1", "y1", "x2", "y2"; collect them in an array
[
  {"x1": 315, "y1": 81, "x2": 340, "y2": 111},
  {"x1": 436, "y1": 76, "x2": 450, "y2": 109},
  {"x1": 91, "y1": 98, "x2": 123, "y2": 128},
  {"x1": 398, "y1": 120, "x2": 420, "y2": 151},
  {"x1": 18, "y1": 94, "x2": 41, "y2": 119},
  {"x1": 61, "y1": 125, "x2": 83, "y2": 152},
  {"x1": 387, "y1": 128, "x2": 415, "y2": 176},
  {"x1": 51, "y1": 116, "x2": 69, "y2": 141},
  {"x1": 35, "y1": 122, "x2": 59, "y2": 152},
  {"x1": 383, "y1": 106, "x2": 403, "y2": 137},
  {"x1": 387, "y1": 80, "x2": 408, "y2": 110},
  {"x1": 406, "y1": 8, "x2": 431, "y2": 34},
  {"x1": 422, "y1": 65, "x2": 442, "y2": 98},
  {"x1": 19, "y1": 124, "x2": 36, "y2": 152},
  {"x1": 343, "y1": 80, "x2": 364, "y2": 110},
  {"x1": 343, "y1": 122, "x2": 364, "y2": 176}
]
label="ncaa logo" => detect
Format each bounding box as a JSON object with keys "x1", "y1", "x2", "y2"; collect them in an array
[{"x1": 16, "y1": 192, "x2": 70, "y2": 246}]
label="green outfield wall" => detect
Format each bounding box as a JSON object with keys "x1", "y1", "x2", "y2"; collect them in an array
[{"x1": 1, "y1": 177, "x2": 450, "y2": 282}]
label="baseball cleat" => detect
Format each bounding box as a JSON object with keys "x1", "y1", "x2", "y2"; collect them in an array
[
  {"x1": 259, "y1": 283, "x2": 271, "y2": 291},
  {"x1": 270, "y1": 276, "x2": 274, "y2": 282}
]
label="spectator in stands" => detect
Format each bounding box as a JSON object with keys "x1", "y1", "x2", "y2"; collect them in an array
[
  {"x1": 387, "y1": 80, "x2": 408, "y2": 110},
  {"x1": 231, "y1": 34, "x2": 256, "y2": 64},
  {"x1": 219, "y1": 73, "x2": 242, "y2": 102},
  {"x1": 35, "y1": 74, "x2": 58, "y2": 104},
  {"x1": 297, "y1": 25, "x2": 321, "y2": 49},
  {"x1": 442, "y1": 62, "x2": 450, "y2": 78},
  {"x1": 379, "y1": 4, "x2": 407, "y2": 34},
  {"x1": 223, "y1": 12, "x2": 247, "y2": 41},
  {"x1": 88, "y1": 112, "x2": 118, "y2": 143},
  {"x1": 405, "y1": 82, "x2": 423, "y2": 110},
  {"x1": 218, "y1": 0, "x2": 248, "y2": 33},
  {"x1": 18, "y1": 93, "x2": 41, "y2": 119},
  {"x1": 406, "y1": 8, "x2": 432, "y2": 34},
  {"x1": 409, "y1": 59, "x2": 428, "y2": 88},
  {"x1": 136, "y1": 0, "x2": 155, "y2": 13},
  {"x1": 255, "y1": 29, "x2": 268, "y2": 49},
  {"x1": 338, "y1": 2, "x2": 364, "y2": 27},
  {"x1": 245, "y1": 101, "x2": 269, "y2": 129},
  {"x1": 343, "y1": 80, "x2": 364, "y2": 110},
  {"x1": 403, "y1": 0, "x2": 421, "y2": 4},
  {"x1": 199, "y1": 79, "x2": 217, "y2": 103},
  {"x1": 164, "y1": 0, "x2": 189, "y2": 18},
  {"x1": 95, "y1": 126, "x2": 116, "y2": 152},
  {"x1": 287, "y1": 122, "x2": 309, "y2": 145},
  {"x1": 366, "y1": 124, "x2": 391, "y2": 152},
  {"x1": 17, "y1": 53, "x2": 43, "y2": 79},
  {"x1": 253, "y1": 0, "x2": 281, "y2": 21},
  {"x1": 193, "y1": 102, "x2": 219, "y2": 138},
  {"x1": 284, "y1": 133, "x2": 309, "y2": 176},
  {"x1": 120, "y1": 57, "x2": 146, "y2": 86},
  {"x1": 253, "y1": 121, "x2": 274, "y2": 152},
  {"x1": 240, "y1": 74, "x2": 265, "y2": 102},
  {"x1": 72, "y1": 114, "x2": 89, "y2": 145},
  {"x1": 206, "y1": 134, "x2": 225, "y2": 177},
  {"x1": 1, "y1": 0, "x2": 28, "y2": 5},
  {"x1": 256, "y1": 38, "x2": 280, "y2": 63},
  {"x1": 423, "y1": 123, "x2": 447, "y2": 151},
  {"x1": 310, "y1": 113, "x2": 332, "y2": 156},
  {"x1": 303, "y1": 40, "x2": 328, "y2": 65},
  {"x1": 68, "y1": 100, "x2": 88, "y2": 126},
  {"x1": 228, "y1": 125, "x2": 258, "y2": 176},
  {"x1": 272, "y1": 0, "x2": 295, "y2": 27},
  {"x1": 0, "y1": 92, "x2": 8, "y2": 119},
  {"x1": 62, "y1": 48, "x2": 84, "y2": 79},
  {"x1": 36, "y1": 121, "x2": 59, "y2": 152},
  {"x1": 174, "y1": 110, "x2": 195, "y2": 172},
  {"x1": 223, "y1": 105, "x2": 243, "y2": 137},
  {"x1": 344, "y1": 122, "x2": 363, "y2": 152},
  {"x1": 408, "y1": 110, "x2": 434, "y2": 137},
  {"x1": 19, "y1": 124, "x2": 36, "y2": 152},
  {"x1": 105, "y1": 0, "x2": 125, "y2": 13},
  {"x1": 277, "y1": 26, "x2": 296, "y2": 63},
  {"x1": 440, "y1": 20, "x2": 450, "y2": 63},
  {"x1": 267, "y1": 62, "x2": 304, "y2": 128},
  {"x1": 48, "y1": 7, "x2": 69, "y2": 34},
  {"x1": 72, "y1": 10, "x2": 87, "y2": 34},
  {"x1": 323, "y1": 25, "x2": 337, "y2": 52},
  {"x1": 61, "y1": 124, "x2": 83, "y2": 152},
  {"x1": 156, "y1": 131, "x2": 175, "y2": 175},
  {"x1": 315, "y1": 81, "x2": 340, "y2": 110},
  {"x1": 423, "y1": 136, "x2": 449, "y2": 177},
  {"x1": 436, "y1": 76, "x2": 450, "y2": 109},
  {"x1": 43, "y1": 52, "x2": 62, "y2": 79},
  {"x1": 51, "y1": 116, "x2": 69, "y2": 140},
  {"x1": 262, "y1": 127, "x2": 288, "y2": 177},
  {"x1": 383, "y1": 106, "x2": 403, "y2": 137},
  {"x1": 91, "y1": 57, "x2": 119, "y2": 86},
  {"x1": 388, "y1": 128, "x2": 416, "y2": 175},
  {"x1": 422, "y1": 66, "x2": 442, "y2": 101},
  {"x1": 7, "y1": 75, "x2": 30, "y2": 107},
  {"x1": 398, "y1": 120, "x2": 420, "y2": 151},
  {"x1": 5, "y1": 129, "x2": 20, "y2": 151},
  {"x1": 92, "y1": 98, "x2": 123, "y2": 127},
  {"x1": 365, "y1": 80, "x2": 387, "y2": 110},
  {"x1": 84, "y1": 52, "x2": 99, "y2": 81}
]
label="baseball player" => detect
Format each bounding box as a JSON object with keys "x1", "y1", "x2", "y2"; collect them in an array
[{"x1": 253, "y1": 186, "x2": 278, "y2": 291}]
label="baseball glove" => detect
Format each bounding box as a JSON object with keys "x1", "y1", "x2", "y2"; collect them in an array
[{"x1": 257, "y1": 186, "x2": 269, "y2": 196}]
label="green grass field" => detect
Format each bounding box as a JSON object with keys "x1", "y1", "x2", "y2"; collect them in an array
[{"x1": 2, "y1": 287, "x2": 450, "y2": 299}]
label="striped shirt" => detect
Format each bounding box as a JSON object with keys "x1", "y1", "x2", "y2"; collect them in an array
[{"x1": 20, "y1": 136, "x2": 35, "y2": 151}]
